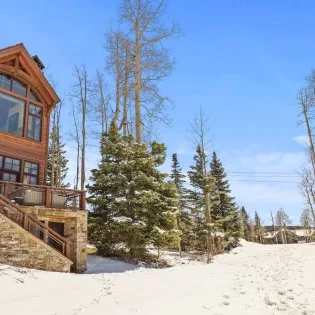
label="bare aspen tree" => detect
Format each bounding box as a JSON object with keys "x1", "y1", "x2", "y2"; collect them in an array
[
  {"x1": 275, "y1": 208, "x2": 291, "y2": 244},
  {"x1": 119, "y1": 0, "x2": 180, "y2": 143},
  {"x1": 297, "y1": 86, "x2": 315, "y2": 175},
  {"x1": 92, "y1": 71, "x2": 111, "y2": 137},
  {"x1": 270, "y1": 210, "x2": 278, "y2": 244},
  {"x1": 189, "y1": 107, "x2": 216, "y2": 263},
  {"x1": 300, "y1": 209, "x2": 313, "y2": 242},
  {"x1": 55, "y1": 102, "x2": 62, "y2": 187},
  {"x1": 50, "y1": 107, "x2": 56, "y2": 186},
  {"x1": 106, "y1": 30, "x2": 124, "y2": 124},
  {"x1": 120, "y1": 41, "x2": 132, "y2": 136},
  {"x1": 70, "y1": 65, "x2": 90, "y2": 191},
  {"x1": 300, "y1": 168, "x2": 315, "y2": 224},
  {"x1": 69, "y1": 104, "x2": 81, "y2": 190}
]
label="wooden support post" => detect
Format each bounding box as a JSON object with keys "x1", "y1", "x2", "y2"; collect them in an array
[
  {"x1": 43, "y1": 221, "x2": 49, "y2": 243},
  {"x1": 45, "y1": 187, "x2": 51, "y2": 208},
  {"x1": 4, "y1": 183, "x2": 9, "y2": 199},
  {"x1": 65, "y1": 241, "x2": 71, "y2": 259}
]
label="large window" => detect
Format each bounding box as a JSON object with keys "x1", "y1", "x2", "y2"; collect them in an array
[
  {"x1": 23, "y1": 161, "x2": 39, "y2": 184},
  {"x1": 28, "y1": 104, "x2": 42, "y2": 141},
  {"x1": 0, "y1": 73, "x2": 43, "y2": 141},
  {"x1": 0, "y1": 156, "x2": 39, "y2": 185},
  {"x1": 0, "y1": 92, "x2": 25, "y2": 136},
  {"x1": 0, "y1": 156, "x2": 21, "y2": 183}
]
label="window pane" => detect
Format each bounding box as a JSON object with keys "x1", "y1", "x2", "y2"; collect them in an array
[
  {"x1": 28, "y1": 116, "x2": 41, "y2": 141},
  {"x1": 3, "y1": 172, "x2": 17, "y2": 182},
  {"x1": 24, "y1": 162, "x2": 38, "y2": 175},
  {"x1": 0, "y1": 92, "x2": 25, "y2": 136},
  {"x1": 0, "y1": 74, "x2": 11, "y2": 90},
  {"x1": 4, "y1": 158, "x2": 20, "y2": 171},
  {"x1": 23, "y1": 174, "x2": 37, "y2": 185},
  {"x1": 30, "y1": 90, "x2": 40, "y2": 102},
  {"x1": 12, "y1": 79, "x2": 27, "y2": 96},
  {"x1": 12, "y1": 159, "x2": 20, "y2": 171},
  {"x1": 29, "y1": 104, "x2": 42, "y2": 116}
]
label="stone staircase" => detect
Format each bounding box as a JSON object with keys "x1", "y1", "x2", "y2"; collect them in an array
[{"x1": 0, "y1": 195, "x2": 73, "y2": 272}]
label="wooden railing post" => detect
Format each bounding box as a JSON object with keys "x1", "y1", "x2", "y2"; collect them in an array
[
  {"x1": 45, "y1": 187, "x2": 51, "y2": 208},
  {"x1": 23, "y1": 213, "x2": 28, "y2": 230},
  {"x1": 4, "y1": 183, "x2": 9, "y2": 199},
  {"x1": 65, "y1": 241, "x2": 71, "y2": 259}
]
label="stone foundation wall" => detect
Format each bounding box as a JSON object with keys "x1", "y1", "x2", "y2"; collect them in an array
[
  {"x1": 21, "y1": 207, "x2": 88, "y2": 273},
  {"x1": 0, "y1": 212, "x2": 72, "y2": 272}
]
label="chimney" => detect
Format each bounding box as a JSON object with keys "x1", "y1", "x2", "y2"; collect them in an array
[{"x1": 32, "y1": 55, "x2": 45, "y2": 71}]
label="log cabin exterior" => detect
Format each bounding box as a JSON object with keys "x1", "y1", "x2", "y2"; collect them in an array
[{"x1": 0, "y1": 44, "x2": 87, "y2": 273}]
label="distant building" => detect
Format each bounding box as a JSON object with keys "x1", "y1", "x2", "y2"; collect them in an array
[{"x1": 263, "y1": 228, "x2": 314, "y2": 244}]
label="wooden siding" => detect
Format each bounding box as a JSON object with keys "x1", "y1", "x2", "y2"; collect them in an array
[{"x1": 0, "y1": 44, "x2": 58, "y2": 185}]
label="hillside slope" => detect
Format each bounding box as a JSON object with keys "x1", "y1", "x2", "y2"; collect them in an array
[{"x1": 1, "y1": 241, "x2": 314, "y2": 314}]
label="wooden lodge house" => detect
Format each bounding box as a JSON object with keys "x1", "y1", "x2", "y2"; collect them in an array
[{"x1": 0, "y1": 44, "x2": 87, "y2": 273}]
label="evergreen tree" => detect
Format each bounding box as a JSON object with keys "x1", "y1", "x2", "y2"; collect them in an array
[
  {"x1": 47, "y1": 127, "x2": 69, "y2": 187},
  {"x1": 188, "y1": 145, "x2": 218, "y2": 262},
  {"x1": 210, "y1": 151, "x2": 242, "y2": 248},
  {"x1": 240, "y1": 206, "x2": 251, "y2": 241},
  {"x1": 170, "y1": 153, "x2": 192, "y2": 251},
  {"x1": 254, "y1": 211, "x2": 263, "y2": 244},
  {"x1": 87, "y1": 123, "x2": 179, "y2": 259}
]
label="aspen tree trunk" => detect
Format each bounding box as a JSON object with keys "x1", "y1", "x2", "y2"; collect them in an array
[
  {"x1": 271, "y1": 211, "x2": 278, "y2": 244},
  {"x1": 135, "y1": 22, "x2": 142, "y2": 143},
  {"x1": 202, "y1": 148, "x2": 213, "y2": 263},
  {"x1": 113, "y1": 35, "x2": 121, "y2": 124},
  {"x1": 122, "y1": 41, "x2": 130, "y2": 137},
  {"x1": 51, "y1": 110, "x2": 56, "y2": 187},
  {"x1": 304, "y1": 109, "x2": 315, "y2": 175},
  {"x1": 81, "y1": 73, "x2": 87, "y2": 192}
]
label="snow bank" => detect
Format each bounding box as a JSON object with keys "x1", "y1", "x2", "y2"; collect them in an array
[{"x1": 1, "y1": 241, "x2": 315, "y2": 314}]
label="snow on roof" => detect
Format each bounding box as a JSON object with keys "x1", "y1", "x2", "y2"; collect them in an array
[
  {"x1": 210, "y1": 231, "x2": 225, "y2": 237},
  {"x1": 263, "y1": 229, "x2": 314, "y2": 238},
  {"x1": 294, "y1": 229, "x2": 314, "y2": 237}
]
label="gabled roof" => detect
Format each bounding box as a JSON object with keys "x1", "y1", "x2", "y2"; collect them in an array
[{"x1": 0, "y1": 43, "x2": 60, "y2": 107}]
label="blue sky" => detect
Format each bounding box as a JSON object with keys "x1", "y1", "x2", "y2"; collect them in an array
[{"x1": 2, "y1": 0, "x2": 315, "y2": 223}]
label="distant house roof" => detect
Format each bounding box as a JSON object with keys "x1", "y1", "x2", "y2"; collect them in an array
[
  {"x1": 294, "y1": 229, "x2": 314, "y2": 237},
  {"x1": 263, "y1": 229, "x2": 314, "y2": 239}
]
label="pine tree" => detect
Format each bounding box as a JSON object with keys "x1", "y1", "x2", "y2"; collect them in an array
[
  {"x1": 87, "y1": 123, "x2": 179, "y2": 259},
  {"x1": 240, "y1": 206, "x2": 251, "y2": 241},
  {"x1": 47, "y1": 126, "x2": 69, "y2": 187},
  {"x1": 254, "y1": 211, "x2": 263, "y2": 244},
  {"x1": 170, "y1": 153, "x2": 192, "y2": 252},
  {"x1": 210, "y1": 151, "x2": 242, "y2": 248}
]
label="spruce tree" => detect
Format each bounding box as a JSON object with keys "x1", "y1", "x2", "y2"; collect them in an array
[
  {"x1": 170, "y1": 153, "x2": 192, "y2": 251},
  {"x1": 47, "y1": 128, "x2": 69, "y2": 187},
  {"x1": 87, "y1": 123, "x2": 179, "y2": 259},
  {"x1": 210, "y1": 151, "x2": 242, "y2": 248},
  {"x1": 240, "y1": 206, "x2": 251, "y2": 241}
]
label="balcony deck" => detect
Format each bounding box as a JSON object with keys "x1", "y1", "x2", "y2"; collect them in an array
[{"x1": 0, "y1": 181, "x2": 86, "y2": 210}]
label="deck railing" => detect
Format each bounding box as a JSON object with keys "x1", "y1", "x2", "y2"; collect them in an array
[
  {"x1": 0, "y1": 181, "x2": 86, "y2": 210},
  {"x1": 0, "y1": 195, "x2": 71, "y2": 258}
]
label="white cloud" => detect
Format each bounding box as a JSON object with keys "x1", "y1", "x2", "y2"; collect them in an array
[{"x1": 293, "y1": 135, "x2": 309, "y2": 147}]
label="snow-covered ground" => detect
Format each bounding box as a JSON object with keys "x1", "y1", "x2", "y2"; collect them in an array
[{"x1": 1, "y1": 241, "x2": 315, "y2": 315}]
